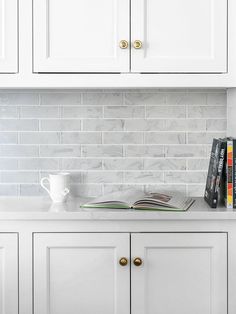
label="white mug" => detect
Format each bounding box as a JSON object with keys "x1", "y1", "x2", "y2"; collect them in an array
[{"x1": 40, "y1": 173, "x2": 70, "y2": 203}]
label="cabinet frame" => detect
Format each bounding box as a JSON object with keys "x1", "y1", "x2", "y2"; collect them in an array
[{"x1": 0, "y1": 0, "x2": 235, "y2": 86}]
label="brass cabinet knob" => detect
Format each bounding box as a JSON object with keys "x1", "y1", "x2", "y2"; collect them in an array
[
  {"x1": 133, "y1": 40, "x2": 142, "y2": 49},
  {"x1": 119, "y1": 257, "x2": 128, "y2": 266},
  {"x1": 119, "y1": 40, "x2": 129, "y2": 49},
  {"x1": 133, "y1": 257, "x2": 143, "y2": 266}
]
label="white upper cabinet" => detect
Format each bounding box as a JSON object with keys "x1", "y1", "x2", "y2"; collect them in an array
[
  {"x1": 0, "y1": 0, "x2": 18, "y2": 73},
  {"x1": 34, "y1": 233, "x2": 130, "y2": 314},
  {"x1": 131, "y1": 0, "x2": 227, "y2": 73},
  {"x1": 0, "y1": 234, "x2": 18, "y2": 314},
  {"x1": 33, "y1": 0, "x2": 130, "y2": 73},
  {"x1": 131, "y1": 233, "x2": 227, "y2": 314}
]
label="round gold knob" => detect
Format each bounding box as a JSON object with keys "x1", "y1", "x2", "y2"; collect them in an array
[
  {"x1": 119, "y1": 40, "x2": 129, "y2": 49},
  {"x1": 119, "y1": 257, "x2": 128, "y2": 266},
  {"x1": 133, "y1": 40, "x2": 142, "y2": 49},
  {"x1": 133, "y1": 257, "x2": 143, "y2": 266}
]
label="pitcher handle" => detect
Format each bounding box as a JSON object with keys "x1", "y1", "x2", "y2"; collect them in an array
[
  {"x1": 40, "y1": 177, "x2": 50, "y2": 195},
  {"x1": 62, "y1": 188, "x2": 70, "y2": 196}
]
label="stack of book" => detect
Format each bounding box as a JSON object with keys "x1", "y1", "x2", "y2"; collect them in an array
[{"x1": 204, "y1": 137, "x2": 236, "y2": 208}]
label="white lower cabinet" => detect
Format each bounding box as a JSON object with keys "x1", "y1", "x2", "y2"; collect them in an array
[
  {"x1": 0, "y1": 233, "x2": 18, "y2": 314},
  {"x1": 34, "y1": 232, "x2": 227, "y2": 314},
  {"x1": 34, "y1": 233, "x2": 130, "y2": 314},
  {"x1": 131, "y1": 233, "x2": 227, "y2": 314}
]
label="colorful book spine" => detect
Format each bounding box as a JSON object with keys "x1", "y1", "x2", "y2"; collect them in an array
[
  {"x1": 233, "y1": 139, "x2": 236, "y2": 208},
  {"x1": 226, "y1": 140, "x2": 233, "y2": 209}
]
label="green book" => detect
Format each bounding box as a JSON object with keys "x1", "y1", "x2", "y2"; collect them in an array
[{"x1": 81, "y1": 190, "x2": 195, "y2": 211}]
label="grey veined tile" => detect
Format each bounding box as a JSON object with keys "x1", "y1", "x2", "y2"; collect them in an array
[
  {"x1": 18, "y1": 158, "x2": 59, "y2": 170},
  {"x1": 40, "y1": 93, "x2": 81, "y2": 106},
  {"x1": 145, "y1": 132, "x2": 185, "y2": 144},
  {"x1": 0, "y1": 145, "x2": 39, "y2": 157},
  {"x1": 125, "y1": 93, "x2": 165, "y2": 106},
  {"x1": 124, "y1": 145, "x2": 164, "y2": 157},
  {"x1": 165, "y1": 145, "x2": 206, "y2": 158},
  {"x1": 40, "y1": 119, "x2": 81, "y2": 131},
  {"x1": 188, "y1": 106, "x2": 226, "y2": 118},
  {"x1": 103, "y1": 158, "x2": 143, "y2": 170},
  {"x1": 82, "y1": 145, "x2": 123, "y2": 157},
  {"x1": 144, "y1": 159, "x2": 186, "y2": 171},
  {"x1": 19, "y1": 132, "x2": 60, "y2": 144},
  {"x1": 21, "y1": 106, "x2": 60, "y2": 118},
  {"x1": 61, "y1": 132, "x2": 102, "y2": 144},
  {"x1": 40, "y1": 145, "x2": 81, "y2": 157},
  {"x1": 60, "y1": 158, "x2": 102, "y2": 170},
  {"x1": 82, "y1": 119, "x2": 124, "y2": 131},
  {"x1": 83, "y1": 93, "x2": 123, "y2": 106},
  {"x1": 0, "y1": 93, "x2": 39, "y2": 106},
  {"x1": 0, "y1": 119, "x2": 39, "y2": 131},
  {"x1": 62, "y1": 106, "x2": 103, "y2": 118},
  {"x1": 0, "y1": 106, "x2": 18, "y2": 118},
  {"x1": 146, "y1": 105, "x2": 186, "y2": 118},
  {"x1": 124, "y1": 171, "x2": 164, "y2": 184},
  {"x1": 1, "y1": 171, "x2": 39, "y2": 184},
  {"x1": 103, "y1": 132, "x2": 143, "y2": 144},
  {"x1": 0, "y1": 132, "x2": 18, "y2": 144},
  {"x1": 104, "y1": 106, "x2": 145, "y2": 118}
]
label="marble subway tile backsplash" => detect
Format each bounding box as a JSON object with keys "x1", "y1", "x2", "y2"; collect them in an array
[{"x1": 0, "y1": 89, "x2": 227, "y2": 197}]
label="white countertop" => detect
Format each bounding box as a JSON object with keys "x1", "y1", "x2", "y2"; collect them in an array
[{"x1": 0, "y1": 197, "x2": 234, "y2": 220}]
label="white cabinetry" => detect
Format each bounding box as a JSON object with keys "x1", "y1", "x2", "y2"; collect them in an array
[
  {"x1": 34, "y1": 233, "x2": 130, "y2": 314},
  {"x1": 131, "y1": 233, "x2": 227, "y2": 314},
  {"x1": 0, "y1": 233, "x2": 18, "y2": 314},
  {"x1": 33, "y1": 0, "x2": 227, "y2": 73},
  {"x1": 131, "y1": 0, "x2": 227, "y2": 73},
  {"x1": 33, "y1": 0, "x2": 130, "y2": 73},
  {"x1": 0, "y1": 0, "x2": 18, "y2": 72},
  {"x1": 33, "y1": 232, "x2": 227, "y2": 314}
]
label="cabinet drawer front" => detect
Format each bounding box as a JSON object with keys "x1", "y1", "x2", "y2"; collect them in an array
[
  {"x1": 131, "y1": 0, "x2": 227, "y2": 73},
  {"x1": 34, "y1": 233, "x2": 130, "y2": 314},
  {"x1": 131, "y1": 233, "x2": 227, "y2": 314},
  {"x1": 0, "y1": 0, "x2": 18, "y2": 72},
  {"x1": 33, "y1": 0, "x2": 130, "y2": 73},
  {"x1": 0, "y1": 233, "x2": 18, "y2": 314}
]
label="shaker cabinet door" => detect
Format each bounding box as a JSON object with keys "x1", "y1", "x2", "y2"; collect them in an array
[
  {"x1": 0, "y1": 234, "x2": 18, "y2": 314},
  {"x1": 131, "y1": 233, "x2": 227, "y2": 314},
  {"x1": 0, "y1": 0, "x2": 18, "y2": 72},
  {"x1": 34, "y1": 233, "x2": 130, "y2": 314},
  {"x1": 131, "y1": 0, "x2": 227, "y2": 73},
  {"x1": 33, "y1": 0, "x2": 130, "y2": 73}
]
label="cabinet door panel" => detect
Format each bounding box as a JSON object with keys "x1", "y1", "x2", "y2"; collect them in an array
[
  {"x1": 131, "y1": 233, "x2": 227, "y2": 314},
  {"x1": 34, "y1": 233, "x2": 130, "y2": 314},
  {"x1": 131, "y1": 0, "x2": 227, "y2": 73},
  {"x1": 33, "y1": 0, "x2": 130, "y2": 72},
  {"x1": 0, "y1": 0, "x2": 18, "y2": 72},
  {"x1": 0, "y1": 234, "x2": 18, "y2": 314}
]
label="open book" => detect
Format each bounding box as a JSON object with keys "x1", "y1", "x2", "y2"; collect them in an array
[{"x1": 80, "y1": 190, "x2": 195, "y2": 211}]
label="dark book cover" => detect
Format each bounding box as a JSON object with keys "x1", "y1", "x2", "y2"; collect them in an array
[{"x1": 204, "y1": 138, "x2": 227, "y2": 208}]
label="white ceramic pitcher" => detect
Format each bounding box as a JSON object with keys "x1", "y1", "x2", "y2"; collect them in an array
[{"x1": 40, "y1": 173, "x2": 70, "y2": 203}]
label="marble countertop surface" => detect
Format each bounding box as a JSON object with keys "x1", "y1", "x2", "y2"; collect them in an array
[{"x1": 0, "y1": 196, "x2": 234, "y2": 220}]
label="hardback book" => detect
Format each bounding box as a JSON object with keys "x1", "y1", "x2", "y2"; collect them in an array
[
  {"x1": 225, "y1": 139, "x2": 233, "y2": 209},
  {"x1": 204, "y1": 138, "x2": 227, "y2": 208},
  {"x1": 233, "y1": 139, "x2": 236, "y2": 208},
  {"x1": 80, "y1": 190, "x2": 195, "y2": 211}
]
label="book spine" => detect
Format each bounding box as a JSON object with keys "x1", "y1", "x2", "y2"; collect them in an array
[
  {"x1": 214, "y1": 141, "x2": 226, "y2": 206},
  {"x1": 204, "y1": 138, "x2": 220, "y2": 208},
  {"x1": 227, "y1": 140, "x2": 233, "y2": 209},
  {"x1": 234, "y1": 140, "x2": 236, "y2": 208}
]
